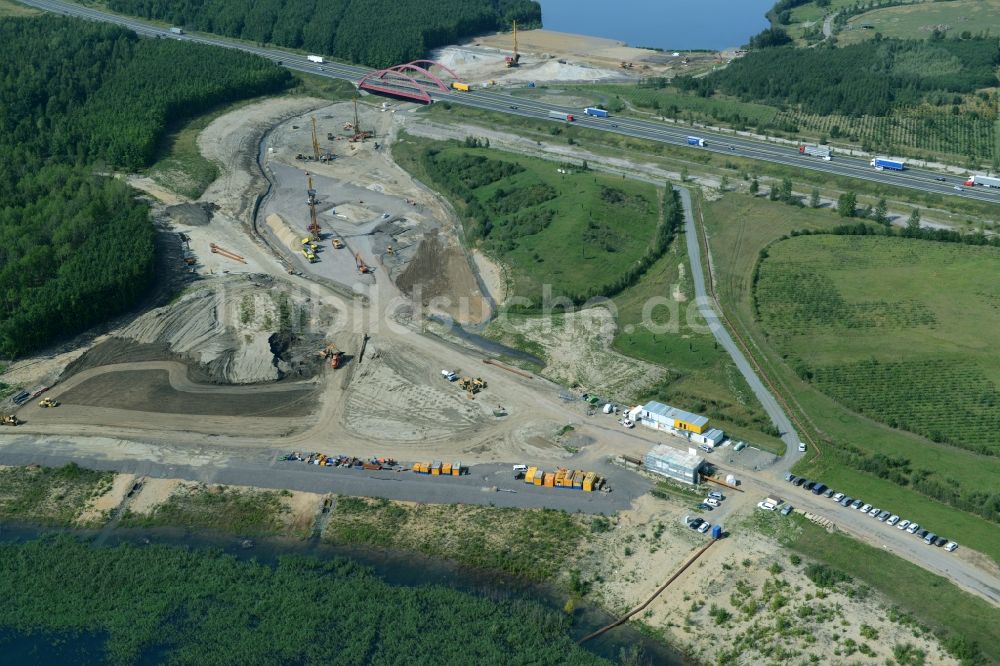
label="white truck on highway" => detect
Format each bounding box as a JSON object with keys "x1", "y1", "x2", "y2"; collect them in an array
[
  {"x1": 964, "y1": 174, "x2": 1000, "y2": 189},
  {"x1": 798, "y1": 144, "x2": 831, "y2": 161},
  {"x1": 169, "y1": 27, "x2": 184, "y2": 35},
  {"x1": 307, "y1": 55, "x2": 325, "y2": 64}
]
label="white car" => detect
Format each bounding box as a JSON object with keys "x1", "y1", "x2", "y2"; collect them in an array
[
  {"x1": 698, "y1": 522, "x2": 711, "y2": 533},
  {"x1": 860, "y1": 503, "x2": 872, "y2": 513},
  {"x1": 868, "y1": 507, "x2": 880, "y2": 517},
  {"x1": 832, "y1": 492, "x2": 845, "y2": 502},
  {"x1": 798, "y1": 442, "x2": 807, "y2": 452},
  {"x1": 906, "y1": 523, "x2": 920, "y2": 534},
  {"x1": 619, "y1": 419, "x2": 635, "y2": 429},
  {"x1": 887, "y1": 515, "x2": 900, "y2": 526},
  {"x1": 441, "y1": 370, "x2": 458, "y2": 381},
  {"x1": 896, "y1": 519, "x2": 910, "y2": 530},
  {"x1": 945, "y1": 542, "x2": 958, "y2": 552},
  {"x1": 705, "y1": 497, "x2": 720, "y2": 507},
  {"x1": 757, "y1": 501, "x2": 776, "y2": 511}
]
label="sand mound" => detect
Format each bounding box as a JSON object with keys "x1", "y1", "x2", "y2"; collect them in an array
[
  {"x1": 266, "y1": 213, "x2": 301, "y2": 251},
  {"x1": 499, "y1": 60, "x2": 622, "y2": 83}
]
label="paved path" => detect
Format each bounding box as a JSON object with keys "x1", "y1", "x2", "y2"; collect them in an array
[{"x1": 677, "y1": 187, "x2": 800, "y2": 472}]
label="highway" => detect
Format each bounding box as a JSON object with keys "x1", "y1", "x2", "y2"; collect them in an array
[{"x1": 21, "y1": 0, "x2": 1000, "y2": 206}]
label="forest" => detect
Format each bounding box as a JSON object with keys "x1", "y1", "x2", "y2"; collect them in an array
[
  {"x1": 0, "y1": 537, "x2": 610, "y2": 665},
  {"x1": 0, "y1": 16, "x2": 292, "y2": 358},
  {"x1": 106, "y1": 0, "x2": 542, "y2": 67},
  {"x1": 676, "y1": 36, "x2": 999, "y2": 116}
]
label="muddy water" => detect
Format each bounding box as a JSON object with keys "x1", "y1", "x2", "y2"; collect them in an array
[{"x1": 0, "y1": 524, "x2": 688, "y2": 665}]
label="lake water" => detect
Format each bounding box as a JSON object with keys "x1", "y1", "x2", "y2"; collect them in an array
[{"x1": 539, "y1": 0, "x2": 775, "y2": 50}]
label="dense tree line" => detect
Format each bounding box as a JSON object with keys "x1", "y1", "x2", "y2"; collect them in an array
[
  {"x1": 107, "y1": 0, "x2": 542, "y2": 68},
  {"x1": 676, "y1": 37, "x2": 999, "y2": 116},
  {"x1": 0, "y1": 17, "x2": 292, "y2": 358}
]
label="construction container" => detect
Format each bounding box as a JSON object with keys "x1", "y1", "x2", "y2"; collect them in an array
[
  {"x1": 583, "y1": 472, "x2": 597, "y2": 492},
  {"x1": 442, "y1": 462, "x2": 453, "y2": 475},
  {"x1": 452, "y1": 462, "x2": 462, "y2": 476},
  {"x1": 532, "y1": 470, "x2": 544, "y2": 486},
  {"x1": 554, "y1": 468, "x2": 569, "y2": 487},
  {"x1": 413, "y1": 462, "x2": 429, "y2": 474},
  {"x1": 524, "y1": 466, "x2": 538, "y2": 484},
  {"x1": 572, "y1": 471, "x2": 585, "y2": 489},
  {"x1": 431, "y1": 461, "x2": 442, "y2": 476},
  {"x1": 543, "y1": 472, "x2": 555, "y2": 487}
]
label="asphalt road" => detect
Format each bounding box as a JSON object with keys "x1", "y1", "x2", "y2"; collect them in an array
[{"x1": 21, "y1": 0, "x2": 1000, "y2": 206}]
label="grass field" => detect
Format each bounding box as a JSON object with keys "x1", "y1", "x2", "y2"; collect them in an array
[
  {"x1": 700, "y1": 193, "x2": 1000, "y2": 562},
  {"x1": 756, "y1": 512, "x2": 1000, "y2": 665},
  {"x1": 0, "y1": 464, "x2": 112, "y2": 526},
  {"x1": 0, "y1": 0, "x2": 39, "y2": 15},
  {"x1": 755, "y1": 235, "x2": 1000, "y2": 455},
  {"x1": 393, "y1": 135, "x2": 661, "y2": 304},
  {"x1": 120, "y1": 484, "x2": 297, "y2": 536},
  {"x1": 840, "y1": 0, "x2": 1000, "y2": 44}
]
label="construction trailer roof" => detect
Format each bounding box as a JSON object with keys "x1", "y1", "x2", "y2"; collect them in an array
[
  {"x1": 645, "y1": 444, "x2": 703, "y2": 470},
  {"x1": 703, "y1": 428, "x2": 725, "y2": 441},
  {"x1": 642, "y1": 401, "x2": 710, "y2": 428}
]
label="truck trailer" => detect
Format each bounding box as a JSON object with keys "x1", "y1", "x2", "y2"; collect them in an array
[
  {"x1": 307, "y1": 55, "x2": 325, "y2": 64},
  {"x1": 584, "y1": 107, "x2": 609, "y2": 118},
  {"x1": 451, "y1": 82, "x2": 470, "y2": 92},
  {"x1": 964, "y1": 174, "x2": 1000, "y2": 189},
  {"x1": 798, "y1": 144, "x2": 831, "y2": 160},
  {"x1": 169, "y1": 27, "x2": 184, "y2": 35},
  {"x1": 687, "y1": 136, "x2": 706, "y2": 147},
  {"x1": 871, "y1": 157, "x2": 904, "y2": 171},
  {"x1": 548, "y1": 110, "x2": 575, "y2": 122}
]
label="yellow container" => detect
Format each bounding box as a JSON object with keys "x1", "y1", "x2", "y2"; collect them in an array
[
  {"x1": 442, "y1": 462, "x2": 453, "y2": 475},
  {"x1": 452, "y1": 462, "x2": 462, "y2": 476},
  {"x1": 583, "y1": 472, "x2": 597, "y2": 492},
  {"x1": 554, "y1": 468, "x2": 567, "y2": 487},
  {"x1": 524, "y1": 466, "x2": 538, "y2": 484},
  {"x1": 532, "y1": 470, "x2": 544, "y2": 486},
  {"x1": 431, "y1": 461, "x2": 442, "y2": 476},
  {"x1": 543, "y1": 472, "x2": 555, "y2": 487},
  {"x1": 572, "y1": 471, "x2": 585, "y2": 489}
]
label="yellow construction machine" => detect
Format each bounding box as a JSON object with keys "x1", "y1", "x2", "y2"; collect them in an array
[
  {"x1": 331, "y1": 238, "x2": 344, "y2": 249},
  {"x1": 38, "y1": 398, "x2": 59, "y2": 408},
  {"x1": 2, "y1": 414, "x2": 21, "y2": 426}
]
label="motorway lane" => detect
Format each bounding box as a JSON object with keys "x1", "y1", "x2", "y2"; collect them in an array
[{"x1": 21, "y1": 0, "x2": 1000, "y2": 206}]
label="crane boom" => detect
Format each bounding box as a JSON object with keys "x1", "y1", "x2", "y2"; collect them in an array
[{"x1": 311, "y1": 115, "x2": 321, "y2": 161}]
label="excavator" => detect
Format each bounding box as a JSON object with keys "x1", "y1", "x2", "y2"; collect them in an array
[
  {"x1": 2, "y1": 414, "x2": 21, "y2": 426},
  {"x1": 319, "y1": 343, "x2": 344, "y2": 369},
  {"x1": 457, "y1": 377, "x2": 487, "y2": 394},
  {"x1": 38, "y1": 398, "x2": 59, "y2": 408}
]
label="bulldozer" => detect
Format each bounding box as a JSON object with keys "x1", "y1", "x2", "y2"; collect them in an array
[
  {"x1": 2, "y1": 414, "x2": 21, "y2": 426},
  {"x1": 331, "y1": 237, "x2": 344, "y2": 249},
  {"x1": 457, "y1": 377, "x2": 487, "y2": 394},
  {"x1": 38, "y1": 398, "x2": 59, "y2": 408},
  {"x1": 319, "y1": 343, "x2": 344, "y2": 369}
]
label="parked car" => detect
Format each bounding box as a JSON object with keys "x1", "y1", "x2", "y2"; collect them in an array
[
  {"x1": 917, "y1": 529, "x2": 929, "y2": 539},
  {"x1": 687, "y1": 517, "x2": 704, "y2": 530},
  {"x1": 697, "y1": 503, "x2": 713, "y2": 511},
  {"x1": 832, "y1": 492, "x2": 845, "y2": 502},
  {"x1": 698, "y1": 522, "x2": 711, "y2": 534},
  {"x1": 804, "y1": 481, "x2": 816, "y2": 491},
  {"x1": 868, "y1": 507, "x2": 880, "y2": 517},
  {"x1": 798, "y1": 442, "x2": 807, "y2": 452},
  {"x1": 757, "y1": 501, "x2": 776, "y2": 511},
  {"x1": 887, "y1": 515, "x2": 900, "y2": 526},
  {"x1": 620, "y1": 419, "x2": 635, "y2": 429},
  {"x1": 705, "y1": 497, "x2": 720, "y2": 507},
  {"x1": 851, "y1": 499, "x2": 863, "y2": 509},
  {"x1": 924, "y1": 532, "x2": 937, "y2": 545},
  {"x1": 860, "y1": 503, "x2": 872, "y2": 513},
  {"x1": 934, "y1": 536, "x2": 948, "y2": 547},
  {"x1": 840, "y1": 496, "x2": 854, "y2": 507},
  {"x1": 877, "y1": 510, "x2": 890, "y2": 522},
  {"x1": 785, "y1": 473, "x2": 796, "y2": 482},
  {"x1": 907, "y1": 523, "x2": 920, "y2": 534},
  {"x1": 793, "y1": 477, "x2": 807, "y2": 487},
  {"x1": 824, "y1": 489, "x2": 835, "y2": 498},
  {"x1": 896, "y1": 519, "x2": 910, "y2": 530},
  {"x1": 812, "y1": 484, "x2": 828, "y2": 495},
  {"x1": 780, "y1": 505, "x2": 794, "y2": 516},
  {"x1": 945, "y1": 542, "x2": 958, "y2": 552},
  {"x1": 708, "y1": 491, "x2": 724, "y2": 500}
]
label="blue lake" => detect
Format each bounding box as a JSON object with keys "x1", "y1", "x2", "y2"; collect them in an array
[{"x1": 539, "y1": 0, "x2": 775, "y2": 50}]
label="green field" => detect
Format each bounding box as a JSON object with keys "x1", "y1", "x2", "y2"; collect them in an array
[
  {"x1": 0, "y1": 537, "x2": 608, "y2": 665},
  {"x1": 0, "y1": 464, "x2": 112, "y2": 526},
  {"x1": 755, "y1": 235, "x2": 1000, "y2": 455},
  {"x1": 840, "y1": 0, "x2": 1000, "y2": 44},
  {"x1": 393, "y1": 135, "x2": 662, "y2": 305},
  {"x1": 700, "y1": 193, "x2": 1000, "y2": 561}
]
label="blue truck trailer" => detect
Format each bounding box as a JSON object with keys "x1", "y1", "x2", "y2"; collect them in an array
[
  {"x1": 687, "y1": 136, "x2": 706, "y2": 147},
  {"x1": 584, "y1": 107, "x2": 609, "y2": 118},
  {"x1": 871, "y1": 156, "x2": 905, "y2": 170}
]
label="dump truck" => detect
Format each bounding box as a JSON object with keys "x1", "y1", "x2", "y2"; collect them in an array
[
  {"x1": 548, "y1": 110, "x2": 575, "y2": 122},
  {"x1": 2, "y1": 415, "x2": 21, "y2": 426},
  {"x1": 687, "y1": 136, "x2": 706, "y2": 147},
  {"x1": 871, "y1": 156, "x2": 904, "y2": 171},
  {"x1": 964, "y1": 174, "x2": 1000, "y2": 188},
  {"x1": 584, "y1": 107, "x2": 609, "y2": 118},
  {"x1": 798, "y1": 144, "x2": 831, "y2": 161},
  {"x1": 307, "y1": 55, "x2": 325, "y2": 64},
  {"x1": 451, "y1": 82, "x2": 470, "y2": 92}
]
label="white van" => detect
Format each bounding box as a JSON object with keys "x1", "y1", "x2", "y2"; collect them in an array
[{"x1": 705, "y1": 497, "x2": 720, "y2": 507}]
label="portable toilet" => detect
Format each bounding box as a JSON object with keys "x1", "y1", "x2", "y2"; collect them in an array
[{"x1": 711, "y1": 524, "x2": 723, "y2": 539}]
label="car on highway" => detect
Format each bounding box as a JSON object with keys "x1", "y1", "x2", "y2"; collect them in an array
[
  {"x1": 896, "y1": 519, "x2": 910, "y2": 530},
  {"x1": 860, "y1": 503, "x2": 872, "y2": 513},
  {"x1": 935, "y1": 177, "x2": 947, "y2": 182},
  {"x1": 954, "y1": 185, "x2": 963, "y2": 191},
  {"x1": 832, "y1": 492, "x2": 845, "y2": 502},
  {"x1": 877, "y1": 510, "x2": 890, "y2": 522},
  {"x1": 509, "y1": 105, "x2": 518, "y2": 109},
  {"x1": 945, "y1": 541, "x2": 958, "y2": 552},
  {"x1": 798, "y1": 442, "x2": 807, "y2": 452},
  {"x1": 887, "y1": 515, "x2": 900, "y2": 526},
  {"x1": 907, "y1": 523, "x2": 920, "y2": 534}
]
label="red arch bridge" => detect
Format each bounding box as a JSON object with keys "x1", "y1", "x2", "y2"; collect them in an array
[{"x1": 357, "y1": 60, "x2": 465, "y2": 104}]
